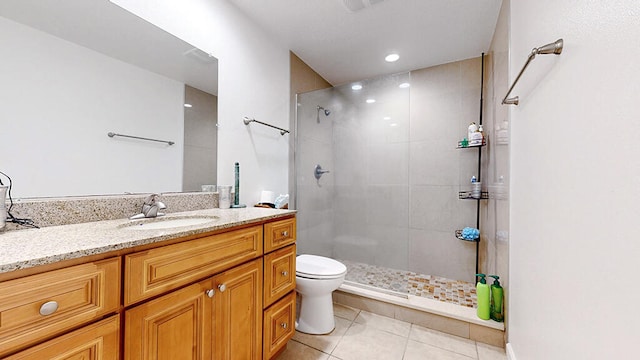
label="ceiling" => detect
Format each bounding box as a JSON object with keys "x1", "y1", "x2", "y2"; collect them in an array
[{"x1": 229, "y1": 0, "x2": 502, "y2": 86}]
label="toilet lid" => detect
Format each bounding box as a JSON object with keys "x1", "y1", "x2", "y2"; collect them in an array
[{"x1": 296, "y1": 255, "x2": 347, "y2": 278}]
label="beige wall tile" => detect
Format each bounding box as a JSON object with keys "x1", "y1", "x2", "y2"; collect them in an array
[{"x1": 469, "y1": 323, "x2": 505, "y2": 348}]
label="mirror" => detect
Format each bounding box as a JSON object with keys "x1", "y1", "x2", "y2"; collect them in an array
[{"x1": 0, "y1": 0, "x2": 218, "y2": 198}]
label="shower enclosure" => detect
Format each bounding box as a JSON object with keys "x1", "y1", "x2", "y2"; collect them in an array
[{"x1": 295, "y1": 60, "x2": 482, "y2": 300}]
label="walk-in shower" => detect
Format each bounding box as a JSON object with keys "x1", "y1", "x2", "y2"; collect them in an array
[{"x1": 295, "y1": 59, "x2": 484, "y2": 306}]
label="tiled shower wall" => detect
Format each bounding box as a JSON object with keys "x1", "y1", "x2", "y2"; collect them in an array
[{"x1": 296, "y1": 57, "x2": 485, "y2": 283}]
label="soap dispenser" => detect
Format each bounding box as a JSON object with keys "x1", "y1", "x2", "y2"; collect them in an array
[
  {"x1": 488, "y1": 275, "x2": 504, "y2": 322},
  {"x1": 475, "y1": 274, "x2": 490, "y2": 320}
]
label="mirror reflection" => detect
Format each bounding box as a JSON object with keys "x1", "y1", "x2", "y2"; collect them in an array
[{"x1": 0, "y1": 0, "x2": 218, "y2": 198}]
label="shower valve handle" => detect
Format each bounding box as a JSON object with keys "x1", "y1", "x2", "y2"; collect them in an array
[{"x1": 314, "y1": 164, "x2": 330, "y2": 180}]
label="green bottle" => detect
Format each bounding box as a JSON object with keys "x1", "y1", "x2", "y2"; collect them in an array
[
  {"x1": 475, "y1": 274, "x2": 490, "y2": 320},
  {"x1": 488, "y1": 275, "x2": 504, "y2": 322}
]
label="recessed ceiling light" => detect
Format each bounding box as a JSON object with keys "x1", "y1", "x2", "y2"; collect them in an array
[
  {"x1": 399, "y1": 82, "x2": 410, "y2": 88},
  {"x1": 383, "y1": 116, "x2": 391, "y2": 120},
  {"x1": 366, "y1": 99, "x2": 376, "y2": 104},
  {"x1": 352, "y1": 84, "x2": 363, "y2": 90},
  {"x1": 390, "y1": 123, "x2": 398, "y2": 127},
  {"x1": 385, "y1": 53, "x2": 400, "y2": 62},
  {"x1": 184, "y1": 103, "x2": 193, "y2": 108}
]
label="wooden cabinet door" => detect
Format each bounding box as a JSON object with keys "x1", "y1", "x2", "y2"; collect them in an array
[
  {"x1": 213, "y1": 258, "x2": 263, "y2": 360},
  {"x1": 4, "y1": 315, "x2": 119, "y2": 360},
  {"x1": 125, "y1": 279, "x2": 214, "y2": 360}
]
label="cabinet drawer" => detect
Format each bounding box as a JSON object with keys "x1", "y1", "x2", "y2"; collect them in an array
[
  {"x1": 264, "y1": 218, "x2": 296, "y2": 253},
  {"x1": 4, "y1": 315, "x2": 120, "y2": 360},
  {"x1": 125, "y1": 225, "x2": 262, "y2": 305},
  {"x1": 263, "y1": 244, "x2": 296, "y2": 308},
  {"x1": 263, "y1": 291, "x2": 296, "y2": 360},
  {"x1": 0, "y1": 258, "x2": 121, "y2": 357}
]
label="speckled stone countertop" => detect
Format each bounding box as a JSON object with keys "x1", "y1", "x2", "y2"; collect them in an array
[{"x1": 0, "y1": 207, "x2": 295, "y2": 274}]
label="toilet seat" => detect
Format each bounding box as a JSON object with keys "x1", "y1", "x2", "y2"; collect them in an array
[{"x1": 296, "y1": 255, "x2": 347, "y2": 280}]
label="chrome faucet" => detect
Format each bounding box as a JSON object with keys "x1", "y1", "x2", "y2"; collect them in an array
[{"x1": 130, "y1": 194, "x2": 166, "y2": 220}]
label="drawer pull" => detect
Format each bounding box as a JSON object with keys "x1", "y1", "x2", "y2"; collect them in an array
[
  {"x1": 205, "y1": 289, "x2": 215, "y2": 298},
  {"x1": 281, "y1": 322, "x2": 288, "y2": 329},
  {"x1": 281, "y1": 271, "x2": 288, "y2": 276},
  {"x1": 281, "y1": 231, "x2": 288, "y2": 237},
  {"x1": 218, "y1": 284, "x2": 226, "y2": 292},
  {"x1": 39, "y1": 301, "x2": 59, "y2": 316}
]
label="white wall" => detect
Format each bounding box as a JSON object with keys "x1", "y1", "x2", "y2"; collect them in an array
[
  {"x1": 509, "y1": 1, "x2": 640, "y2": 358},
  {"x1": 0, "y1": 17, "x2": 183, "y2": 197},
  {"x1": 111, "y1": 0, "x2": 291, "y2": 206}
]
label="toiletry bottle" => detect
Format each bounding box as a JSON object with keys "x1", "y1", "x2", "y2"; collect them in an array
[
  {"x1": 488, "y1": 275, "x2": 504, "y2": 322},
  {"x1": 471, "y1": 176, "x2": 481, "y2": 199},
  {"x1": 476, "y1": 274, "x2": 490, "y2": 320},
  {"x1": 468, "y1": 122, "x2": 477, "y2": 140},
  {"x1": 478, "y1": 125, "x2": 485, "y2": 145}
]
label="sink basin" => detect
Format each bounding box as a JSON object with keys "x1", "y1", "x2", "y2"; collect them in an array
[{"x1": 121, "y1": 216, "x2": 219, "y2": 230}]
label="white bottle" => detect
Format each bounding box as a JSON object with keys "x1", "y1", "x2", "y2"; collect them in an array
[
  {"x1": 468, "y1": 122, "x2": 478, "y2": 140},
  {"x1": 471, "y1": 176, "x2": 482, "y2": 199}
]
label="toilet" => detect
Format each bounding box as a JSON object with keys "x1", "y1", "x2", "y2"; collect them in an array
[{"x1": 295, "y1": 254, "x2": 347, "y2": 334}]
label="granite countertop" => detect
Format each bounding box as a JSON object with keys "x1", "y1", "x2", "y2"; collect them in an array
[{"x1": 0, "y1": 207, "x2": 295, "y2": 274}]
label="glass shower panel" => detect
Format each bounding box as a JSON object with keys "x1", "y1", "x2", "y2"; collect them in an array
[{"x1": 296, "y1": 72, "x2": 411, "y2": 274}]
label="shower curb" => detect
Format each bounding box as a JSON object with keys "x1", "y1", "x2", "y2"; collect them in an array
[{"x1": 334, "y1": 284, "x2": 505, "y2": 348}]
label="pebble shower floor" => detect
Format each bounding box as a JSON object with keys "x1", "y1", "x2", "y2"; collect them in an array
[{"x1": 339, "y1": 259, "x2": 478, "y2": 308}]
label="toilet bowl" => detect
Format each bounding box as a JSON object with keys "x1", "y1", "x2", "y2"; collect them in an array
[{"x1": 295, "y1": 254, "x2": 347, "y2": 334}]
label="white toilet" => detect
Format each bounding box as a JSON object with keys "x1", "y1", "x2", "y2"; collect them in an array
[{"x1": 295, "y1": 254, "x2": 347, "y2": 334}]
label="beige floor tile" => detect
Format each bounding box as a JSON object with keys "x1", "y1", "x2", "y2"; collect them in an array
[
  {"x1": 354, "y1": 310, "x2": 411, "y2": 337},
  {"x1": 274, "y1": 340, "x2": 330, "y2": 360},
  {"x1": 332, "y1": 322, "x2": 408, "y2": 360},
  {"x1": 410, "y1": 324, "x2": 478, "y2": 358},
  {"x1": 404, "y1": 340, "x2": 476, "y2": 360},
  {"x1": 476, "y1": 342, "x2": 507, "y2": 360},
  {"x1": 292, "y1": 316, "x2": 352, "y2": 353},
  {"x1": 333, "y1": 302, "x2": 360, "y2": 321}
]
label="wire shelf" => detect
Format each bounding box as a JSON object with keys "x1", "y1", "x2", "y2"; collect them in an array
[{"x1": 455, "y1": 230, "x2": 480, "y2": 242}]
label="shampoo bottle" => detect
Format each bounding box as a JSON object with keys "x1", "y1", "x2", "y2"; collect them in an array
[
  {"x1": 476, "y1": 274, "x2": 490, "y2": 320},
  {"x1": 488, "y1": 275, "x2": 504, "y2": 322}
]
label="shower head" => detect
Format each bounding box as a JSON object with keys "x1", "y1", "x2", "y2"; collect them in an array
[{"x1": 317, "y1": 106, "x2": 330, "y2": 116}]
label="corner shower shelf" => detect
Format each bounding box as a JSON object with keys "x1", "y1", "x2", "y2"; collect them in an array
[
  {"x1": 458, "y1": 191, "x2": 489, "y2": 200},
  {"x1": 456, "y1": 140, "x2": 486, "y2": 149},
  {"x1": 455, "y1": 230, "x2": 480, "y2": 242}
]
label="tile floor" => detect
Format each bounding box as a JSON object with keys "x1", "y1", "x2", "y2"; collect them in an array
[
  {"x1": 275, "y1": 303, "x2": 506, "y2": 360},
  {"x1": 341, "y1": 260, "x2": 478, "y2": 308}
]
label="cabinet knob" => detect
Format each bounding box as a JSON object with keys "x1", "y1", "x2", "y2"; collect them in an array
[
  {"x1": 281, "y1": 271, "x2": 288, "y2": 276},
  {"x1": 218, "y1": 284, "x2": 226, "y2": 292},
  {"x1": 281, "y1": 230, "x2": 288, "y2": 237},
  {"x1": 39, "y1": 301, "x2": 59, "y2": 316},
  {"x1": 281, "y1": 322, "x2": 288, "y2": 329},
  {"x1": 205, "y1": 289, "x2": 215, "y2": 298}
]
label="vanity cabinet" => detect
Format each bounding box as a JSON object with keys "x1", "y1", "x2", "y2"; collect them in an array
[{"x1": 0, "y1": 214, "x2": 296, "y2": 359}]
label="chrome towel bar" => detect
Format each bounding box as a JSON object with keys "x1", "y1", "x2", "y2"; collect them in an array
[
  {"x1": 243, "y1": 117, "x2": 289, "y2": 135},
  {"x1": 502, "y1": 38, "x2": 564, "y2": 106},
  {"x1": 107, "y1": 132, "x2": 175, "y2": 145}
]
